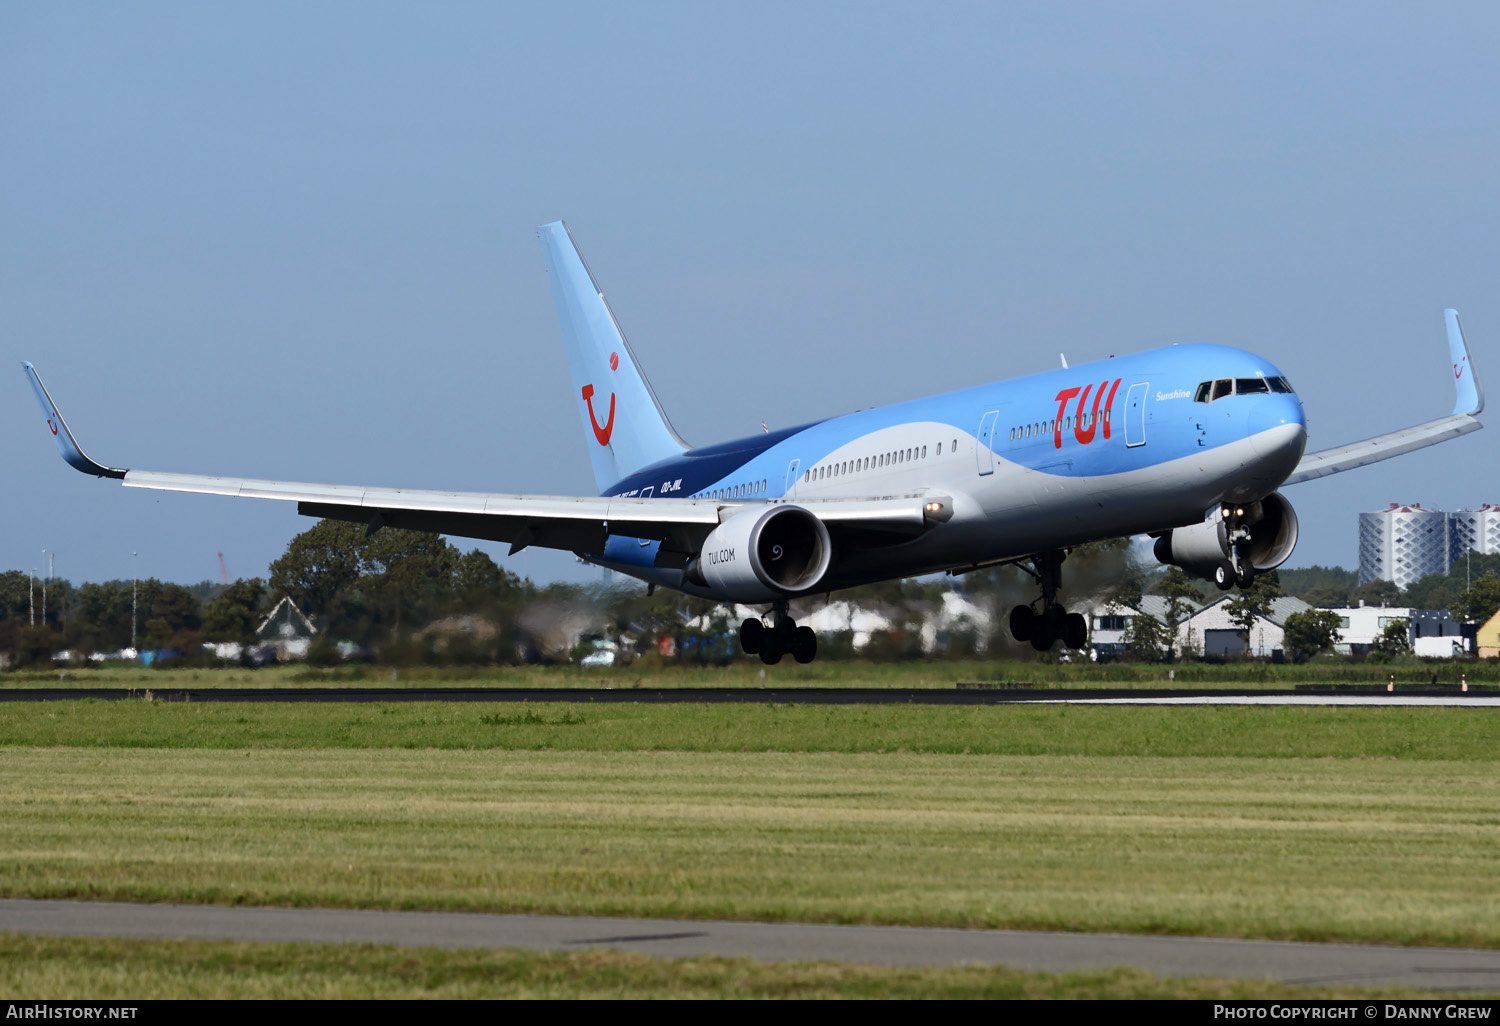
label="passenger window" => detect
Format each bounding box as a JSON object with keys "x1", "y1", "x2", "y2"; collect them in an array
[
  {"x1": 1211, "y1": 379, "x2": 1232, "y2": 401},
  {"x1": 922, "y1": 446, "x2": 927, "y2": 458},
  {"x1": 937, "y1": 442, "x2": 942, "y2": 455},
  {"x1": 1236, "y1": 377, "x2": 1269, "y2": 395}
]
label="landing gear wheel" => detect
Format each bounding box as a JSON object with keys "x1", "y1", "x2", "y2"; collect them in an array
[
  {"x1": 739, "y1": 618, "x2": 764, "y2": 655},
  {"x1": 1009, "y1": 605, "x2": 1035, "y2": 643},
  {"x1": 1064, "y1": 612, "x2": 1088, "y2": 650},
  {"x1": 792, "y1": 626, "x2": 818, "y2": 664},
  {"x1": 1213, "y1": 561, "x2": 1235, "y2": 591},
  {"x1": 759, "y1": 635, "x2": 784, "y2": 665},
  {"x1": 1030, "y1": 606, "x2": 1059, "y2": 652},
  {"x1": 1235, "y1": 567, "x2": 1255, "y2": 589}
]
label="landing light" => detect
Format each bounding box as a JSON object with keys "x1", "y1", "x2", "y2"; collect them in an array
[{"x1": 925, "y1": 501, "x2": 944, "y2": 513}]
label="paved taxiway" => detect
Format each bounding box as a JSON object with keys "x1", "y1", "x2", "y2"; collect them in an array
[
  {"x1": 1, "y1": 686, "x2": 1496, "y2": 706},
  {"x1": 4, "y1": 899, "x2": 1498, "y2": 991}
]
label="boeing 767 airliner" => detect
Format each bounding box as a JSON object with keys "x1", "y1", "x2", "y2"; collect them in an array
[{"x1": 24, "y1": 222, "x2": 1485, "y2": 663}]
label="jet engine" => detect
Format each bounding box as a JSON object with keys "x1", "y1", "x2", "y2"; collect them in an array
[
  {"x1": 1153, "y1": 492, "x2": 1299, "y2": 589},
  {"x1": 685, "y1": 505, "x2": 833, "y2": 602}
]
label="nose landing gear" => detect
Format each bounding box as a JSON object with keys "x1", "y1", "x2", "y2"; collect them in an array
[
  {"x1": 1220, "y1": 503, "x2": 1259, "y2": 590},
  {"x1": 1008, "y1": 549, "x2": 1089, "y2": 652},
  {"x1": 739, "y1": 603, "x2": 817, "y2": 664}
]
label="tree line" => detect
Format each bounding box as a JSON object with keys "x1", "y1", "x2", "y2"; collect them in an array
[{"x1": 6, "y1": 520, "x2": 1500, "y2": 668}]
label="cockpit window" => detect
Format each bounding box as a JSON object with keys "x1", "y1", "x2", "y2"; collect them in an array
[{"x1": 1194, "y1": 375, "x2": 1296, "y2": 402}]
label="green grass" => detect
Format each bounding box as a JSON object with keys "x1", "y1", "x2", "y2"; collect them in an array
[
  {"x1": 3, "y1": 695, "x2": 1497, "y2": 995},
  {"x1": 3, "y1": 744, "x2": 1499, "y2": 947},
  {"x1": 0, "y1": 934, "x2": 1469, "y2": 999},
  {"x1": 0, "y1": 700, "x2": 1496, "y2": 760},
  {"x1": 7, "y1": 659, "x2": 1496, "y2": 690}
]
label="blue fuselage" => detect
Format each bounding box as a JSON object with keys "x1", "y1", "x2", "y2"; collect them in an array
[{"x1": 595, "y1": 343, "x2": 1307, "y2": 591}]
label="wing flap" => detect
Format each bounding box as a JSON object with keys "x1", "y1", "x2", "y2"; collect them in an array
[{"x1": 124, "y1": 467, "x2": 942, "y2": 555}]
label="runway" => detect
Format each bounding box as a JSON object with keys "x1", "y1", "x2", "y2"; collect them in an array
[
  {"x1": 1, "y1": 686, "x2": 1497, "y2": 705},
  {"x1": 3, "y1": 899, "x2": 1497, "y2": 990}
]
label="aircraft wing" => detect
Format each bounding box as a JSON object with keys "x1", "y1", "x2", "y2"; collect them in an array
[
  {"x1": 22, "y1": 362, "x2": 943, "y2": 559},
  {"x1": 1282, "y1": 309, "x2": 1483, "y2": 486}
]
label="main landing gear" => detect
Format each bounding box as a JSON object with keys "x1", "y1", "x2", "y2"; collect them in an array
[
  {"x1": 739, "y1": 602, "x2": 817, "y2": 665},
  {"x1": 1008, "y1": 549, "x2": 1089, "y2": 652}
]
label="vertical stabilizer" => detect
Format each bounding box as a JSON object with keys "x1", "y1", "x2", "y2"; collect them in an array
[{"x1": 538, "y1": 221, "x2": 688, "y2": 493}]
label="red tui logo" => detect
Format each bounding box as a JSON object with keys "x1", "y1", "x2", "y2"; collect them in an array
[
  {"x1": 1052, "y1": 378, "x2": 1123, "y2": 449},
  {"x1": 582, "y1": 352, "x2": 620, "y2": 446}
]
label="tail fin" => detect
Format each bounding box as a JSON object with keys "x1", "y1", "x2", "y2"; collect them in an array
[{"x1": 538, "y1": 221, "x2": 688, "y2": 492}]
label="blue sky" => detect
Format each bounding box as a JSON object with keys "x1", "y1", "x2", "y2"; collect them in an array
[{"x1": 4, "y1": 2, "x2": 1498, "y2": 588}]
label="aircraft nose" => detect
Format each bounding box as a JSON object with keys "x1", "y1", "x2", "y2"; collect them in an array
[{"x1": 1249, "y1": 394, "x2": 1307, "y2": 467}]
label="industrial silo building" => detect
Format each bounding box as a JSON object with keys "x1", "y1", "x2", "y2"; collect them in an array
[
  {"x1": 1358, "y1": 503, "x2": 1450, "y2": 588},
  {"x1": 1449, "y1": 504, "x2": 1500, "y2": 562}
]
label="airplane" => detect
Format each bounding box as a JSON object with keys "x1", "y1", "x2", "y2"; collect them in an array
[{"x1": 23, "y1": 221, "x2": 1485, "y2": 664}]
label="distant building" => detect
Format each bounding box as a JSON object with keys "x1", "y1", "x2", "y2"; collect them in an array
[
  {"x1": 1321, "y1": 605, "x2": 1466, "y2": 657},
  {"x1": 1176, "y1": 596, "x2": 1313, "y2": 659},
  {"x1": 256, "y1": 596, "x2": 317, "y2": 660},
  {"x1": 1089, "y1": 596, "x2": 1199, "y2": 658},
  {"x1": 1449, "y1": 504, "x2": 1500, "y2": 561},
  {"x1": 1358, "y1": 503, "x2": 1450, "y2": 588},
  {"x1": 1475, "y1": 608, "x2": 1500, "y2": 659}
]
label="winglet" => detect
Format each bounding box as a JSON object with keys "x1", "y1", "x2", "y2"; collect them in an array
[
  {"x1": 1447, "y1": 309, "x2": 1484, "y2": 416},
  {"x1": 21, "y1": 362, "x2": 127, "y2": 479}
]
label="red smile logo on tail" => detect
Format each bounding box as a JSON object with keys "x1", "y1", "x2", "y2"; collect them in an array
[{"x1": 582, "y1": 351, "x2": 619, "y2": 446}]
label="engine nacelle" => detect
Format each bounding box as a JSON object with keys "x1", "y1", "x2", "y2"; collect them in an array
[
  {"x1": 687, "y1": 505, "x2": 833, "y2": 602},
  {"x1": 1153, "y1": 492, "x2": 1299, "y2": 582}
]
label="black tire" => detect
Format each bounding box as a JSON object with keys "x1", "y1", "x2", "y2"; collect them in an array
[
  {"x1": 1235, "y1": 567, "x2": 1255, "y2": 589},
  {"x1": 759, "y1": 640, "x2": 783, "y2": 665},
  {"x1": 1065, "y1": 612, "x2": 1087, "y2": 650},
  {"x1": 1029, "y1": 631, "x2": 1054, "y2": 652},
  {"x1": 793, "y1": 625, "x2": 818, "y2": 664},
  {"x1": 1010, "y1": 605, "x2": 1034, "y2": 642},
  {"x1": 1214, "y1": 561, "x2": 1235, "y2": 590},
  {"x1": 739, "y1": 618, "x2": 764, "y2": 654}
]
